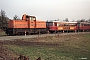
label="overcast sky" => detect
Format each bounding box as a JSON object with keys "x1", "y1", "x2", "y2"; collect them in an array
[{"x1": 0, "y1": 0, "x2": 90, "y2": 21}]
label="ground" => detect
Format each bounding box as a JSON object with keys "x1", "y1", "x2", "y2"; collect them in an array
[{"x1": 0, "y1": 33, "x2": 90, "y2": 60}]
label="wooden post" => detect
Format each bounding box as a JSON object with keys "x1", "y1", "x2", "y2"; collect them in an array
[
  {"x1": 55, "y1": 30, "x2": 56, "y2": 36},
  {"x1": 25, "y1": 30, "x2": 26, "y2": 36},
  {"x1": 48, "y1": 31, "x2": 49, "y2": 34},
  {"x1": 83, "y1": 30, "x2": 84, "y2": 32},
  {"x1": 75, "y1": 30, "x2": 76, "y2": 33},
  {"x1": 39, "y1": 29, "x2": 40, "y2": 35},
  {"x1": 37, "y1": 29, "x2": 40, "y2": 41},
  {"x1": 63, "y1": 30, "x2": 64, "y2": 33}
]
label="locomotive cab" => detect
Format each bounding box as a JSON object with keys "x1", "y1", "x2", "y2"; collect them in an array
[{"x1": 22, "y1": 14, "x2": 36, "y2": 21}]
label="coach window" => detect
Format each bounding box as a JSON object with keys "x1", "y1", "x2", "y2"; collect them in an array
[
  {"x1": 58, "y1": 24, "x2": 60, "y2": 26},
  {"x1": 48, "y1": 22, "x2": 53, "y2": 26},
  {"x1": 85, "y1": 24, "x2": 89, "y2": 26},
  {"x1": 64, "y1": 24, "x2": 68, "y2": 26},
  {"x1": 88, "y1": 24, "x2": 89, "y2": 26},
  {"x1": 70, "y1": 24, "x2": 76, "y2": 26},
  {"x1": 54, "y1": 23, "x2": 57, "y2": 26},
  {"x1": 58, "y1": 24, "x2": 62, "y2": 26},
  {"x1": 84, "y1": 24, "x2": 86, "y2": 26},
  {"x1": 75, "y1": 24, "x2": 77, "y2": 26}
]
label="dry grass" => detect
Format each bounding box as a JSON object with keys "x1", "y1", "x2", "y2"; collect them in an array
[
  {"x1": 0, "y1": 31, "x2": 6, "y2": 36},
  {"x1": 1, "y1": 33, "x2": 90, "y2": 60}
]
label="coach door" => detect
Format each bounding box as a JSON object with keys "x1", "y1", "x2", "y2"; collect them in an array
[{"x1": 77, "y1": 22, "x2": 80, "y2": 30}]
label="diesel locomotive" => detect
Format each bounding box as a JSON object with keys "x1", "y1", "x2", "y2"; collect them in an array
[{"x1": 6, "y1": 14, "x2": 90, "y2": 35}]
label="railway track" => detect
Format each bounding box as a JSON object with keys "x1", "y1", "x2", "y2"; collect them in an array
[{"x1": 0, "y1": 32, "x2": 90, "y2": 41}]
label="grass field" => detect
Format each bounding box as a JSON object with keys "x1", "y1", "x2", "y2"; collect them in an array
[
  {"x1": 6, "y1": 33, "x2": 90, "y2": 60},
  {"x1": 0, "y1": 31, "x2": 6, "y2": 36}
]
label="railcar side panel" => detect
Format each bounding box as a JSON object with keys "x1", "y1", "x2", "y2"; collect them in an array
[{"x1": 6, "y1": 28, "x2": 47, "y2": 35}]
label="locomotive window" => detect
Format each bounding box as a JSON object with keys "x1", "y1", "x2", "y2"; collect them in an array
[
  {"x1": 30, "y1": 17, "x2": 35, "y2": 21},
  {"x1": 30, "y1": 17, "x2": 32, "y2": 21},
  {"x1": 32, "y1": 18, "x2": 35, "y2": 20}
]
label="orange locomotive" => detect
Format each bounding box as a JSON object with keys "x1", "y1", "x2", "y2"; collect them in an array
[
  {"x1": 6, "y1": 14, "x2": 90, "y2": 35},
  {"x1": 6, "y1": 14, "x2": 47, "y2": 35}
]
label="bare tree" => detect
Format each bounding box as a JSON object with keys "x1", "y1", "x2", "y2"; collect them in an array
[
  {"x1": 86, "y1": 19, "x2": 90, "y2": 22},
  {"x1": 77, "y1": 19, "x2": 86, "y2": 22},
  {"x1": 0, "y1": 9, "x2": 8, "y2": 31},
  {"x1": 80, "y1": 19, "x2": 85, "y2": 22},
  {"x1": 13, "y1": 15, "x2": 20, "y2": 20},
  {"x1": 88, "y1": 19, "x2": 90, "y2": 22},
  {"x1": 63, "y1": 18, "x2": 69, "y2": 22}
]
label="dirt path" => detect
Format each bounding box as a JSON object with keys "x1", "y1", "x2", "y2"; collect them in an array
[
  {"x1": 0, "y1": 32, "x2": 89, "y2": 41},
  {"x1": 0, "y1": 32, "x2": 90, "y2": 60}
]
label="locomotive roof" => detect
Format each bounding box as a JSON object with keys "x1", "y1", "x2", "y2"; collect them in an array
[
  {"x1": 47, "y1": 21, "x2": 77, "y2": 23},
  {"x1": 80, "y1": 22, "x2": 90, "y2": 24}
]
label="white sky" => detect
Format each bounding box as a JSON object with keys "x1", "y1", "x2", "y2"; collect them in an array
[{"x1": 0, "y1": 0, "x2": 90, "y2": 21}]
